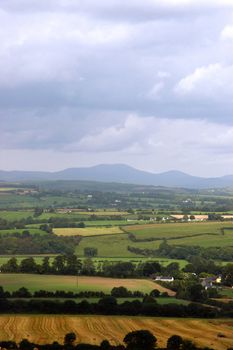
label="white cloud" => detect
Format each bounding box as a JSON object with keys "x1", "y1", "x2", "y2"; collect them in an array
[
  {"x1": 64, "y1": 114, "x2": 151, "y2": 152},
  {"x1": 174, "y1": 63, "x2": 233, "y2": 98},
  {"x1": 146, "y1": 82, "x2": 165, "y2": 100},
  {"x1": 221, "y1": 25, "x2": 233, "y2": 40}
]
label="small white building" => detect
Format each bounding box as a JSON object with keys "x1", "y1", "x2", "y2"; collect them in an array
[{"x1": 154, "y1": 276, "x2": 174, "y2": 282}]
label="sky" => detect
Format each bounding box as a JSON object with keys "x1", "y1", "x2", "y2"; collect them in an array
[{"x1": 1, "y1": 0, "x2": 233, "y2": 176}]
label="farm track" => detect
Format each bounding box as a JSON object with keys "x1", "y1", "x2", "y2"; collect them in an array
[{"x1": 0, "y1": 316, "x2": 232, "y2": 349}]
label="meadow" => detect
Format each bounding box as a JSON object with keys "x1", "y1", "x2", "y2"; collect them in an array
[
  {"x1": 0, "y1": 274, "x2": 167, "y2": 294},
  {"x1": 53, "y1": 226, "x2": 124, "y2": 237},
  {"x1": 0, "y1": 315, "x2": 232, "y2": 349}
]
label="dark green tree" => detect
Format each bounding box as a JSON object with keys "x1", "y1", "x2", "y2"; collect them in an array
[
  {"x1": 20, "y1": 257, "x2": 38, "y2": 273},
  {"x1": 167, "y1": 335, "x2": 183, "y2": 350},
  {"x1": 124, "y1": 330, "x2": 157, "y2": 350},
  {"x1": 64, "y1": 332, "x2": 76, "y2": 346}
]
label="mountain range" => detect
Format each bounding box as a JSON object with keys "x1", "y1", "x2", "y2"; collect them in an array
[{"x1": 1, "y1": 164, "x2": 233, "y2": 189}]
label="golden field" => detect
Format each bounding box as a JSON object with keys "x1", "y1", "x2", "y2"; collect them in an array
[{"x1": 0, "y1": 316, "x2": 232, "y2": 349}]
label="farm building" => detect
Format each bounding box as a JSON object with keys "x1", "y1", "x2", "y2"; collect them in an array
[{"x1": 154, "y1": 276, "x2": 174, "y2": 282}]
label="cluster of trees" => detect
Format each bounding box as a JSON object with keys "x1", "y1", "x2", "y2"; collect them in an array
[
  {"x1": 1, "y1": 255, "x2": 232, "y2": 288},
  {"x1": 0, "y1": 257, "x2": 164, "y2": 277},
  {"x1": 1, "y1": 330, "x2": 227, "y2": 350},
  {"x1": 0, "y1": 296, "x2": 227, "y2": 317},
  {"x1": 0, "y1": 286, "x2": 146, "y2": 299},
  {"x1": 1, "y1": 255, "x2": 82, "y2": 275},
  {"x1": 0, "y1": 233, "x2": 81, "y2": 255}
]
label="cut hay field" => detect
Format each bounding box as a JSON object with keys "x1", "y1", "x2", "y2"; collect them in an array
[
  {"x1": 0, "y1": 274, "x2": 170, "y2": 294},
  {"x1": 0, "y1": 316, "x2": 232, "y2": 349},
  {"x1": 53, "y1": 226, "x2": 124, "y2": 237}
]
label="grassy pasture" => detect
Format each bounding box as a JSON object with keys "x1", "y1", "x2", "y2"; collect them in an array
[
  {"x1": 65, "y1": 210, "x2": 129, "y2": 216},
  {"x1": 220, "y1": 288, "x2": 233, "y2": 298},
  {"x1": 0, "y1": 316, "x2": 232, "y2": 349},
  {"x1": 53, "y1": 226, "x2": 124, "y2": 237},
  {"x1": 0, "y1": 274, "x2": 164, "y2": 294},
  {"x1": 0, "y1": 188, "x2": 19, "y2": 192},
  {"x1": 75, "y1": 234, "x2": 136, "y2": 257},
  {"x1": 123, "y1": 222, "x2": 233, "y2": 248},
  {"x1": 0, "y1": 228, "x2": 45, "y2": 236},
  {"x1": 125, "y1": 222, "x2": 233, "y2": 239},
  {"x1": 0, "y1": 210, "x2": 34, "y2": 221},
  {"x1": 0, "y1": 255, "x2": 56, "y2": 265},
  {"x1": 75, "y1": 222, "x2": 233, "y2": 258}
]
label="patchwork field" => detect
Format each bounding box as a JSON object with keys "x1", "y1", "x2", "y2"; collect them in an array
[
  {"x1": 53, "y1": 226, "x2": 124, "y2": 237},
  {"x1": 75, "y1": 222, "x2": 233, "y2": 256},
  {"x1": 0, "y1": 316, "x2": 232, "y2": 349},
  {"x1": 0, "y1": 274, "x2": 171, "y2": 294},
  {"x1": 125, "y1": 222, "x2": 233, "y2": 240}
]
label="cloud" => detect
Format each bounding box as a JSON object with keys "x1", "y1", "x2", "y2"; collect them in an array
[
  {"x1": 0, "y1": 0, "x2": 233, "y2": 175},
  {"x1": 64, "y1": 114, "x2": 150, "y2": 152},
  {"x1": 221, "y1": 25, "x2": 233, "y2": 40},
  {"x1": 146, "y1": 82, "x2": 165, "y2": 100},
  {"x1": 174, "y1": 63, "x2": 233, "y2": 99},
  {"x1": 3, "y1": 113, "x2": 233, "y2": 176}
]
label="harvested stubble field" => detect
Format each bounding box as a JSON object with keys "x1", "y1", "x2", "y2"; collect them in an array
[
  {"x1": 0, "y1": 274, "x2": 174, "y2": 295},
  {"x1": 53, "y1": 226, "x2": 124, "y2": 237},
  {"x1": 0, "y1": 316, "x2": 232, "y2": 349}
]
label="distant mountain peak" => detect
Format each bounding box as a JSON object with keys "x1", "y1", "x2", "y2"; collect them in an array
[{"x1": 0, "y1": 164, "x2": 232, "y2": 189}]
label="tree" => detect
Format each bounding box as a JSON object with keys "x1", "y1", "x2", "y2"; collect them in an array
[
  {"x1": 181, "y1": 339, "x2": 197, "y2": 350},
  {"x1": 41, "y1": 256, "x2": 50, "y2": 274},
  {"x1": 81, "y1": 258, "x2": 96, "y2": 275},
  {"x1": 19, "y1": 339, "x2": 34, "y2": 350},
  {"x1": 52, "y1": 255, "x2": 66, "y2": 274},
  {"x1": 1, "y1": 257, "x2": 18, "y2": 273},
  {"x1": 20, "y1": 257, "x2": 38, "y2": 273},
  {"x1": 167, "y1": 335, "x2": 183, "y2": 350},
  {"x1": 111, "y1": 286, "x2": 131, "y2": 298},
  {"x1": 100, "y1": 340, "x2": 111, "y2": 350},
  {"x1": 65, "y1": 254, "x2": 82, "y2": 275},
  {"x1": 64, "y1": 332, "x2": 76, "y2": 346},
  {"x1": 223, "y1": 263, "x2": 233, "y2": 286},
  {"x1": 124, "y1": 330, "x2": 157, "y2": 350},
  {"x1": 142, "y1": 262, "x2": 161, "y2": 276},
  {"x1": 150, "y1": 289, "x2": 160, "y2": 298},
  {"x1": 33, "y1": 207, "x2": 43, "y2": 217},
  {"x1": 84, "y1": 247, "x2": 98, "y2": 257}
]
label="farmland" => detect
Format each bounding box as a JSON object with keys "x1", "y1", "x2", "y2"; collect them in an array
[
  {"x1": 0, "y1": 274, "x2": 167, "y2": 294},
  {"x1": 54, "y1": 226, "x2": 124, "y2": 236},
  {"x1": 0, "y1": 316, "x2": 232, "y2": 349},
  {"x1": 75, "y1": 222, "x2": 233, "y2": 257}
]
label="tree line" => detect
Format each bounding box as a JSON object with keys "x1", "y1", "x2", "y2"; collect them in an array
[
  {"x1": 1, "y1": 329, "x2": 231, "y2": 350},
  {"x1": 0, "y1": 296, "x2": 229, "y2": 317},
  {"x1": 0, "y1": 233, "x2": 81, "y2": 255}
]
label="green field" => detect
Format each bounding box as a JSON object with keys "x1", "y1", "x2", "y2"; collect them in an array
[
  {"x1": 74, "y1": 222, "x2": 233, "y2": 258},
  {"x1": 54, "y1": 226, "x2": 124, "y2": 237},
  {"x1": 0, "y1": 274, "x2": 158, "y2": 294},
  {"x1": 0, "y1": 228, "x2": 45, "y2": 236},
  {"x1": 125, "y1": 222, "x2": 233, "y2": 248},
  {"x1": 125, "y1": 222, "x2": 233, "y2": 239},
  {"x1": 0, "y1": 255, "x2": 56, "y2": 265},
  {"x1": 0, "y1": 210, "x2": 34, "y2": 221},
  {"x1": 220, "y1": 288, "x2": 233, "y2": 298},
  {"x1": 76, "y1": 234, "x2": 136, "y2": 257}
]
